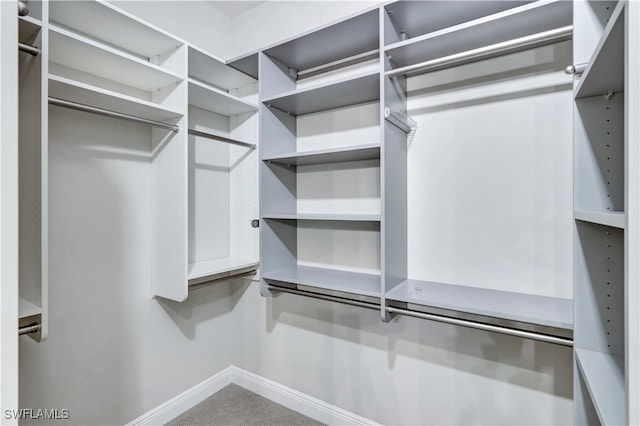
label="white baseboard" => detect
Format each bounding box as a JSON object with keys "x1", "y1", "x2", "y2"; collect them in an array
[
  {"x1": 126, "y1": 366, "x2": 234, "y2": 426},
  {"x1": 127, "y1": 365, "x2": 378, "y2": 426}
]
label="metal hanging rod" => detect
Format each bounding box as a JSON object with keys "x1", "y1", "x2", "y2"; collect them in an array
[
  {"x1": 267, "y1": 285, "x2": 380, "y2": 310},
  {"x1": 386, "y1": 25, "x2": 573, "y2": 78},
  {"x1": 48, "y1": 97, "x2": 180, "y2": 133},
  {"x1": 268, "y1": 285, "x2": 573, "y2": 346},
  {"x1": 19, "y1": 323, "x2": 40, "y2": 336},
  {"x1": 19, "y1": 42, "x2": 40, "y2": 56},
  {"x1": 386, "y1": 307, "x2": 573, "y2": 347},
  {"x1": 188, "y1": 129, "x2": 256, "y2": 150}
]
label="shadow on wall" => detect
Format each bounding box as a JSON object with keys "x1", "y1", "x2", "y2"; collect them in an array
[{"x1": 157, "y1": 276, "x2": 251, "y2": 340}]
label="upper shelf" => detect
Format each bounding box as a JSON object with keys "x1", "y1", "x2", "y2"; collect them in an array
[
  {"x1": 49, "y1": 0, "x2": 181, "y2": 60},
  {"x1": 19, "y1": 16, "x2": 42, "y2": 43},
  {"x1": 263, "y1": 143, "x2": 381, "y2": 166},
  {"x1": 575, "y1": 1, "x2": 625, "y2": 99},
  {"x1": 188, "y1": 257, "x2": 259, "y2": 283},
  {"x1": 49, "y1": 25, "x2": 183, "y2": 93},
  {"x1": 264, "y1": 213, "x2": 381, "y2": 222},
  {"x1": 385, "y1": 0, "x2": 572, "y2": 69},
  {"x1": 19, "y1": 297, "x2": 41, "y2": 320},
  {"x1": 386, "y1": 279, "x2": 573, "y2": 331},
  {"x1": 384, "y1": 1, "x2": 530, "y2": 44},
  {"x1": 188, "y1": 46, "x2": 257, "y2": 92},
  {"x1": 262, "y1": 71, "x2": 379, "y2": 116},
  {"x1": 188, "y1": 79, "x2": 258, "y2": 116},
  {"x1": 264, "y1": 9, "x2": 379, "y2": 72},
  {"x1": 49, "y1": 74, "x2": 183, "y2": 123}
]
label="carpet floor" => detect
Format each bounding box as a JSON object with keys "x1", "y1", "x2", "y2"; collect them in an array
[{"x1": 166, "y1": 384, "x2": 325, "y2": 425}]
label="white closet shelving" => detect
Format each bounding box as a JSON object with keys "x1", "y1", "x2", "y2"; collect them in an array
[
  {"x1": 259, "y1": 9, "x2": 382, "y2": 300},
  {"x1": 186, "y1": 45, "x2": 259, "y2": 289},
  {"x1": 253, "y1": 0, "x2": 578, "y2": 342},
  {"x1": 18, "y1": 0, "x2": 47, "y2": 341},
  {"x1": 573, "y1": 0, "x2": 637, "y2": 424}
]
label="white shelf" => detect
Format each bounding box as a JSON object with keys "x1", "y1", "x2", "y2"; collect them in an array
[
  {"x1": 263, "y1": 213, "x2": 381, "y2": 222},
  {"x1": 386, "y1": 279, "x2": 573, "y2": 330},
  {"x1": 264, "y1": 9, "x2": 379, "y2": 72},
  {"x1": 385, "y1": 0, "x2": 572, "y2": 68},
  {"x1": 19, "y1": 15, "x2": 41, "y2": 42},
  {"x1": 264, "y1": 265, "x2": 381, "y2": 298},
  {"x1": 19, "y1": 297, "x2": 41, "y2": 319},
  {"x1": 263, "y1": 143, "x2": 380, "y2": 166},
  {"x1": 188, "y1": 79, "x2": 258, "y2": 116},
  {"x1": 49, "y1": 25, "x2": 183, "y2": 93},
  {"x1": 575, "y1": 211, "x2": 625, "y2": 229},
  {"x1": 262, "y1": 71, "x2": 379, "y2": 116},
  {"x1": 188, "y1": 257, "x2": 259, "y2": 282},
  {"x1": 188, "y1": 46, "x2": 256, "y2": 91},
  {"x1": 49, "y1": 0, "x2": 181, "y2": 59},
  {"x1": 575, "y1": 1, "x2": 625, "y2": 99},
  {"x1": 575, "y1": 349, "x2": 626, "y2": 425},
  {"x1": 49, "y1": 74, "x2": 183, "y2": 122}
]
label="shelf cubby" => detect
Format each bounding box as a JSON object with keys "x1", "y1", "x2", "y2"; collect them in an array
[
  {"x1": 384, "y1": 0, "x2": 571, "y2": 69},
  {"x1": 386, "y1": 279, "x2": 572, "y2": 334},
  {"x1": 49, "y1": 25, "x2": 183, "y2": 94},
  {"x1": 49, "y1": 74, "x2": 183, "y2": 123},
  {"x1": 49, "y1": 0, "x2": 183, "y2": 73},
  {"x1": 262, "y1": 71, "x2": 379, "y2": 116},
  {"x1": 575, "y1": 1, "x2": 625, "y2": 99},
  {"x1": 188, "y1": 78, "x2": 257, "y2": 117}
]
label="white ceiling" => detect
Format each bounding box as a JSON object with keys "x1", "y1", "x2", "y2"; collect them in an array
[{"x1": 208, "y1": 1, "x2": 266, "y2": 19}]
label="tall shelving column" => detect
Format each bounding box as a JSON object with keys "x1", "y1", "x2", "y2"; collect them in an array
[
  {"x1": 572, "y1": 1, "x2": 636, "y2": 423},
  {"x1": 18, "y1": 0, "x2": 48, "y2": 341}
]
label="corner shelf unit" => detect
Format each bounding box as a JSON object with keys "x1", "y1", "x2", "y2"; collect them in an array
[
  {"x1": 18, "y1": 1, "x2": 48, "y2": 341},
  {"x1": 257, "y1": 0, "x2": 580, "y2": 346},
  {"x1": 572, "y1": 1, "x2": 637, "y2": 424}
]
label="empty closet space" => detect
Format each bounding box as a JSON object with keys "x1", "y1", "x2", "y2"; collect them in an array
[{"x1": 259, "y1": 9, "x2": 382, "y2": 299}]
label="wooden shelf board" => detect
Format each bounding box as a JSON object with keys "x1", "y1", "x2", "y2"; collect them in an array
[
  {"x1": 188, "y1": 46, "x2": 257, "y2": 91},
  {"x1": 575, "y1": 348, "x2": 626, "y2": 425},
  {"x1": 385, "y1": 0, "x2": 571, "y2": 68},
  {"x1": 386, "y1": 279, "x2": 573, "y2": 330},
  {"x1": 49, "y1": 74, "x2": 183, "y2": 122},
  {"x1": 188, "y1": 79, "x2": 258, "y2": 116},
  {"x1": 262, "y1": 71, "x2": 379, "y2": 116},
  {"x1": 49, "y1": 0, "x2": 181, "y2": 58},
  {"x1": 188, "y1": 257, "x2": 259, "y2": 281},
  {"x1": 575, "y1": 1, "x2": 625, "y2": 99},
  {"x1": 263, "y1": 143, "x2": 380, "y2": 166},
  {"x1": 19, "y1": 297, "x2": 41, "y2": 319},
  {"x1": 264, "y1": 265, "x2": 381, "y2": 298},
  {"x1": 263, "y1": 213, "x2": 381, "y2": 222},
  {"x1": 575, "y1": 211, "x2": 625, "y2": 229},
  {"x1": 49, "y1": 25, "x2": 183, "y2": 93}
]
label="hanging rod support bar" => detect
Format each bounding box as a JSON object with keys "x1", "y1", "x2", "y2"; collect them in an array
[
  {"x1": 386, "y1": 26, "x2": 573, "y2": 78},
  {"x1": 19, "y1": 42, "x2": 39, "y2": 56},
  {"x1": 268, "y1": 285, "x2": 573, "y2": 346},
  {"x1": 19, "y1": 323, "x2": 40, "y2": 336},
  {"x1": 48, "y1": 97, "x2": 180, "y2": 133},
  {"x1": 267, "y1": 285, "x2": 380, "y2": 311},
  {"x1": 386, "y1": 306, "x2": 573, "y2": 347},
  {"x1": 188, "y1": 129, "x2": 256, "y2": 150}
]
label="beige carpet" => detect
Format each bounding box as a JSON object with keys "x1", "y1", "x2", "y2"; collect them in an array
[{"x1": 166, "y1": 384, "x2": 325, "y2": 425}]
